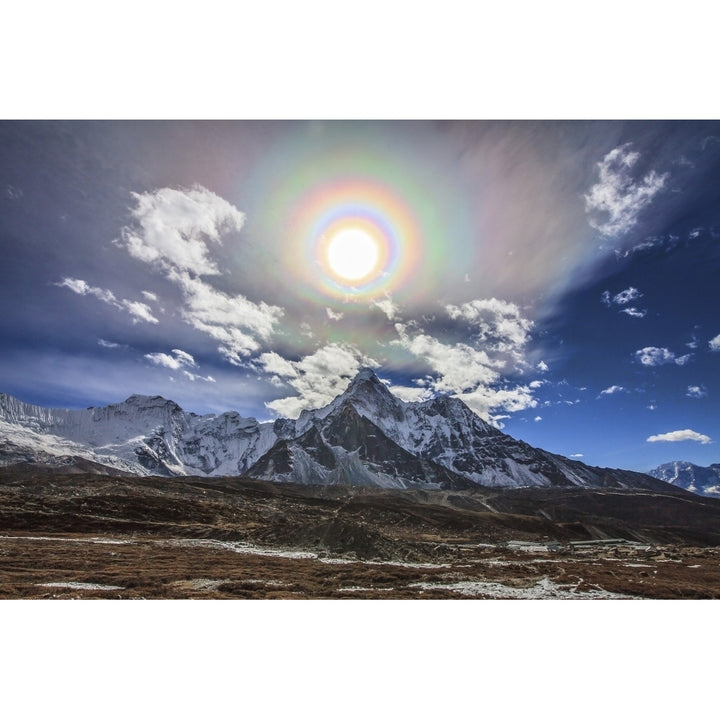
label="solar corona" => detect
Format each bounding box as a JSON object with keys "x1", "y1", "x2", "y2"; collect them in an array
[{"x1": 286, "y1": 178, "x2": 423, "y2": 300}]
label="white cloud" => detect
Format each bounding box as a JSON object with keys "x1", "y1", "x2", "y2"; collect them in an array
[
  {"x1": 529, "y1": 380, "x2": 545, "y2": 389},
  {"x1": 118, "y1": 185, "x2": 245, "y2": 276},
  {"x1": 258, "y1": 344, "x2": 375, "y2": 418},
  {"x1": 709, "y1": 334, "x2": 720, "y2": 351},
  {"x1": 600, "y1": 385, "x2": 625, "y2": 395},
  {"x1": 388, "y1": 385, "x2": 434, "y2": 403},
  {"x1": 168, "y1": 269, "x2": 283, "y2": 361},
  {"x1": 114, "y1": 187, "x2": 282, "y2": 361},
  {"x1": 536, "y1": 361, "x2": 549, "y2": 373},
  {"x1": 570, "y1": 453, "x2": 584, "y2": 458},
  {"x1": 635, "y1": 346, "x2": 692, "y2": 367},
  {"x1": 98, "y1": 339, "x2": 120, "y2": 349},
  {"x1": 56, "y1": 277, "x2": 159, "y2": 324},
  {"x1": 686, "y1": 385, "x2": 707, "y2": 399},
  {"x1": 458, "y1": 384, "x2": 538, "y2": 421},
  {"x1": 182, "y1": 370, "x2": 216, "y2": 383},
  {"x1": 445, "y1": 298, "x2": 532, "y2": 353},
  {"x1": 621, "y1": 307, "x2": 647, "y2": 318},
  {"x1": 584, "y1": 144, "x2": 669, "y2": 237},
  {"x1": 121, "y1": 300, "x2": 159, "y2": 324},
  {"x1": 647, "y1": 429, "x2": 711, "y2": 445},
  {"x1": 602, "y1": 287, "x2": 646, "y2": 318},
  {"x1": 141, "y1": 291, "x2": 158, "y2": 302},
  {"x1": 326, "y1": 308, "x2": 344, "y2": 321},
  {"x1": 392, "y1": 331, "x2": 500, "y2": 394},
  {"x1": 613, "y1": 287, "x2": 642, "y2": 305},
  {"x1": 145, "y1": 348, "x2": 196, "y2": 370},
  {"x1": 534, "y1": 416, "x2": 542, "y2": 422},
  {"x1": 372, "y1": 297, "x2": 400, "y2": 321}
]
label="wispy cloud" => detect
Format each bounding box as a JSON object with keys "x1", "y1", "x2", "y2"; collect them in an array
[
  {"x1": 56, "y1": 277, "x2": 159, "y2": 324},
  {"x1": 599, "y1": 385, "x2": 625, "y2": 396},
  {"x1": 145, "y1": 348, "x2": 196, "y2": 370},
  {"x1": 601, "y1": 287, "x2": 646, "y2": 318},
  {"x1": 647, "y1": 429, "x2": 711, "y2": 445},
  {"x1": 570, "y1": 453, "x2": 584, "y2": 458},
  {"x1": 584, "y1": 144, "x2": 669, "y2": 237},
  {"x1": 634, "y1": 346, "x2": 691, "y2": 367},
  {"x1": 709, "y1": 334, "x2": 720, "y2": 351},
  {"x1": 372, "y1": 296, "x2": 400, "y2": 321},
  {"x1": 98, "y1": 339, "x2": 121, "y2": 349},
  {"x1": 621, "y1": 307, "x2": 647, "y2": 318},
  {"x1": 686, "y1": 385, "x2": 707, "y2": 399}
]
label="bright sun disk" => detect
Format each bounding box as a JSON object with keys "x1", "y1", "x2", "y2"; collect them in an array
[{"x1": 326, "y1": 228, "x2": 380, "y2": 281}]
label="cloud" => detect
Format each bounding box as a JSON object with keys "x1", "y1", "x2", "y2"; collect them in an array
[
  {"x1": 182, "y1": 370, "x2": 216, "y2": 383},
  {"x1": 686, "y1": 385, "x2": 707, "y2": 399},
  {"x1": 602, "y1": 287, "x2": 646, "y2": 318},
  {"x1": 118, "y1": 185, "x2": 245, "y2": 276},
  {"x1": 445, "y1": 298, "x2": 532, "y2": 353},
  {"x1": 584, "y1": 144, "x2": 669, "y2": 237},
  {"x1": 634, "y1": 347, "x2": 691, "y2": 367},
  {"x1": 392, "y1": 330, "x2": 501, "y2": 394},
  {"x1": 458, "y1": 384, "x2": 538, "y2": 421},
  {"x1": 646, "y1": 429, "x2": 711, "y2": 445},
  {"x1": 326, "y1": 308, "x2": 343, "y2": 321},
  {"x1": 534, "y1": 416, "x2": 542, "y2": 422},
  {"x1": 98, "y1": 339, "x2": 120, "y2": 349},
  {"x1": 145, "y1": 348, "x2": 196, "y2": 370},
  {"x1": 116, "y1": 187, "x2": 283, "y2": 362},
  {"x1": 570, "y1": 453, "x2": 584, "y2": 458},
  {"x1": 536, "y1": 361, "x2": 549, "y2": 373},
  {"x1": 387, "y1": 385, "x2": 434, "y2": 403},
  {"x1": 709, "y1": 334, "x2": 720, "y2": 351},
  {"x1": 372, "y1": 297, "x2": 400, "y2": 321},
  {"x1": 621, "y1": 307, "x2": 647, "y2": 318},
  {"x1": 141, "y1": 291, "x2": 158, "y2": 302},
  {"x1": 612, "y1": 287, "x2": 642, "y2": 305},
  {"x1": 6, "y1": 185, "x2": 23, "y2": 200},
  {"x1": 600, "y1": 385, "x2": 625, "y2": 395},
  {"x1": 257, "y1": 344, "x2": 375, "y2": 418},
  {"x1": 529, "y1": 380, "x2": 545, "y2": 389},
  {"x1": 56, "y1": 277, "x2": 159, "y2": 324},
  {"x1": 121, "y1": 300, "x2": 159, "y2": 324}
]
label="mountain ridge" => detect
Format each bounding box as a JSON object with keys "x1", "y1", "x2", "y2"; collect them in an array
[{"x1": 0, "y1": 371, "x2": 675, "y2": 492}]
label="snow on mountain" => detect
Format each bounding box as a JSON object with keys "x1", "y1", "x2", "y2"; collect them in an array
[
  {"x1": 648, "y1": 461, "x2": 720, "y2": 497},
  {"x1": 0, "y1": 371, "x2": 675, "y2": 491}
]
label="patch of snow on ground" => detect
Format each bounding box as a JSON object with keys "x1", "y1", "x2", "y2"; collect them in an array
[
  {"x1": 37, "y1": 581, "x2": 124, "y2": 591},
  {"x1": 409, "y1": 576, "x2": 634, "y2": 599}
]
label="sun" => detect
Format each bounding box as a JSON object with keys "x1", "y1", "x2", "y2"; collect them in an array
[{"x1": 326, "y1": 227, "x2": 380, "y2": 282}]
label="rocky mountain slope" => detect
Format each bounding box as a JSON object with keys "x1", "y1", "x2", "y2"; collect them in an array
[
  {"x1": 0, "y1": 369, "x2": 672, "y2": 491},
  {"x1": 649, "y1": 461, "x2": 720, "y2": 497}
]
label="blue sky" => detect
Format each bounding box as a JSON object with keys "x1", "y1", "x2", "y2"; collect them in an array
[{"x1": 1, "y1": 120, "x2": 719, "y2": 472}]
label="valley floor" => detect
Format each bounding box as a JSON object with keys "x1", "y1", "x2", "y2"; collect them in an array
[
  {"x1": 2, "y1": 469, "x2": 720, "y2": 599},
  {"x1": 2, "y1": 531, "x2": 720, "y2": 599}
]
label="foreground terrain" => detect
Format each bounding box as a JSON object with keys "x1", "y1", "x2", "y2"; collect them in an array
[{"x1": 1, "y1": 468, "x2": 719, "y2": 599}]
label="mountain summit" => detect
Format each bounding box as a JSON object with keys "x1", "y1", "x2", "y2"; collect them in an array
[{"x1": 0, "y1": 373, "x2": 671, "y2": 491}]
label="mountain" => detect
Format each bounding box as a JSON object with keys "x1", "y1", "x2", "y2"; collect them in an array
[
  {"x1": 0, "y1": 369, "x2": 672, "y2": 491},
  {"x1": 648, "y1": 461, "x2": 720, "y2": 497}
]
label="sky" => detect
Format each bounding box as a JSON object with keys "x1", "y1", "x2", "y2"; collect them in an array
[{"x1": 1, "y1": 120, "x2": 719, "y2": 472}]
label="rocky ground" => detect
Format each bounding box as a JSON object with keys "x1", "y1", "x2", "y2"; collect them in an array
[{"x1": 2, "y1": 467, "x2": 719, "y2": 599}]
